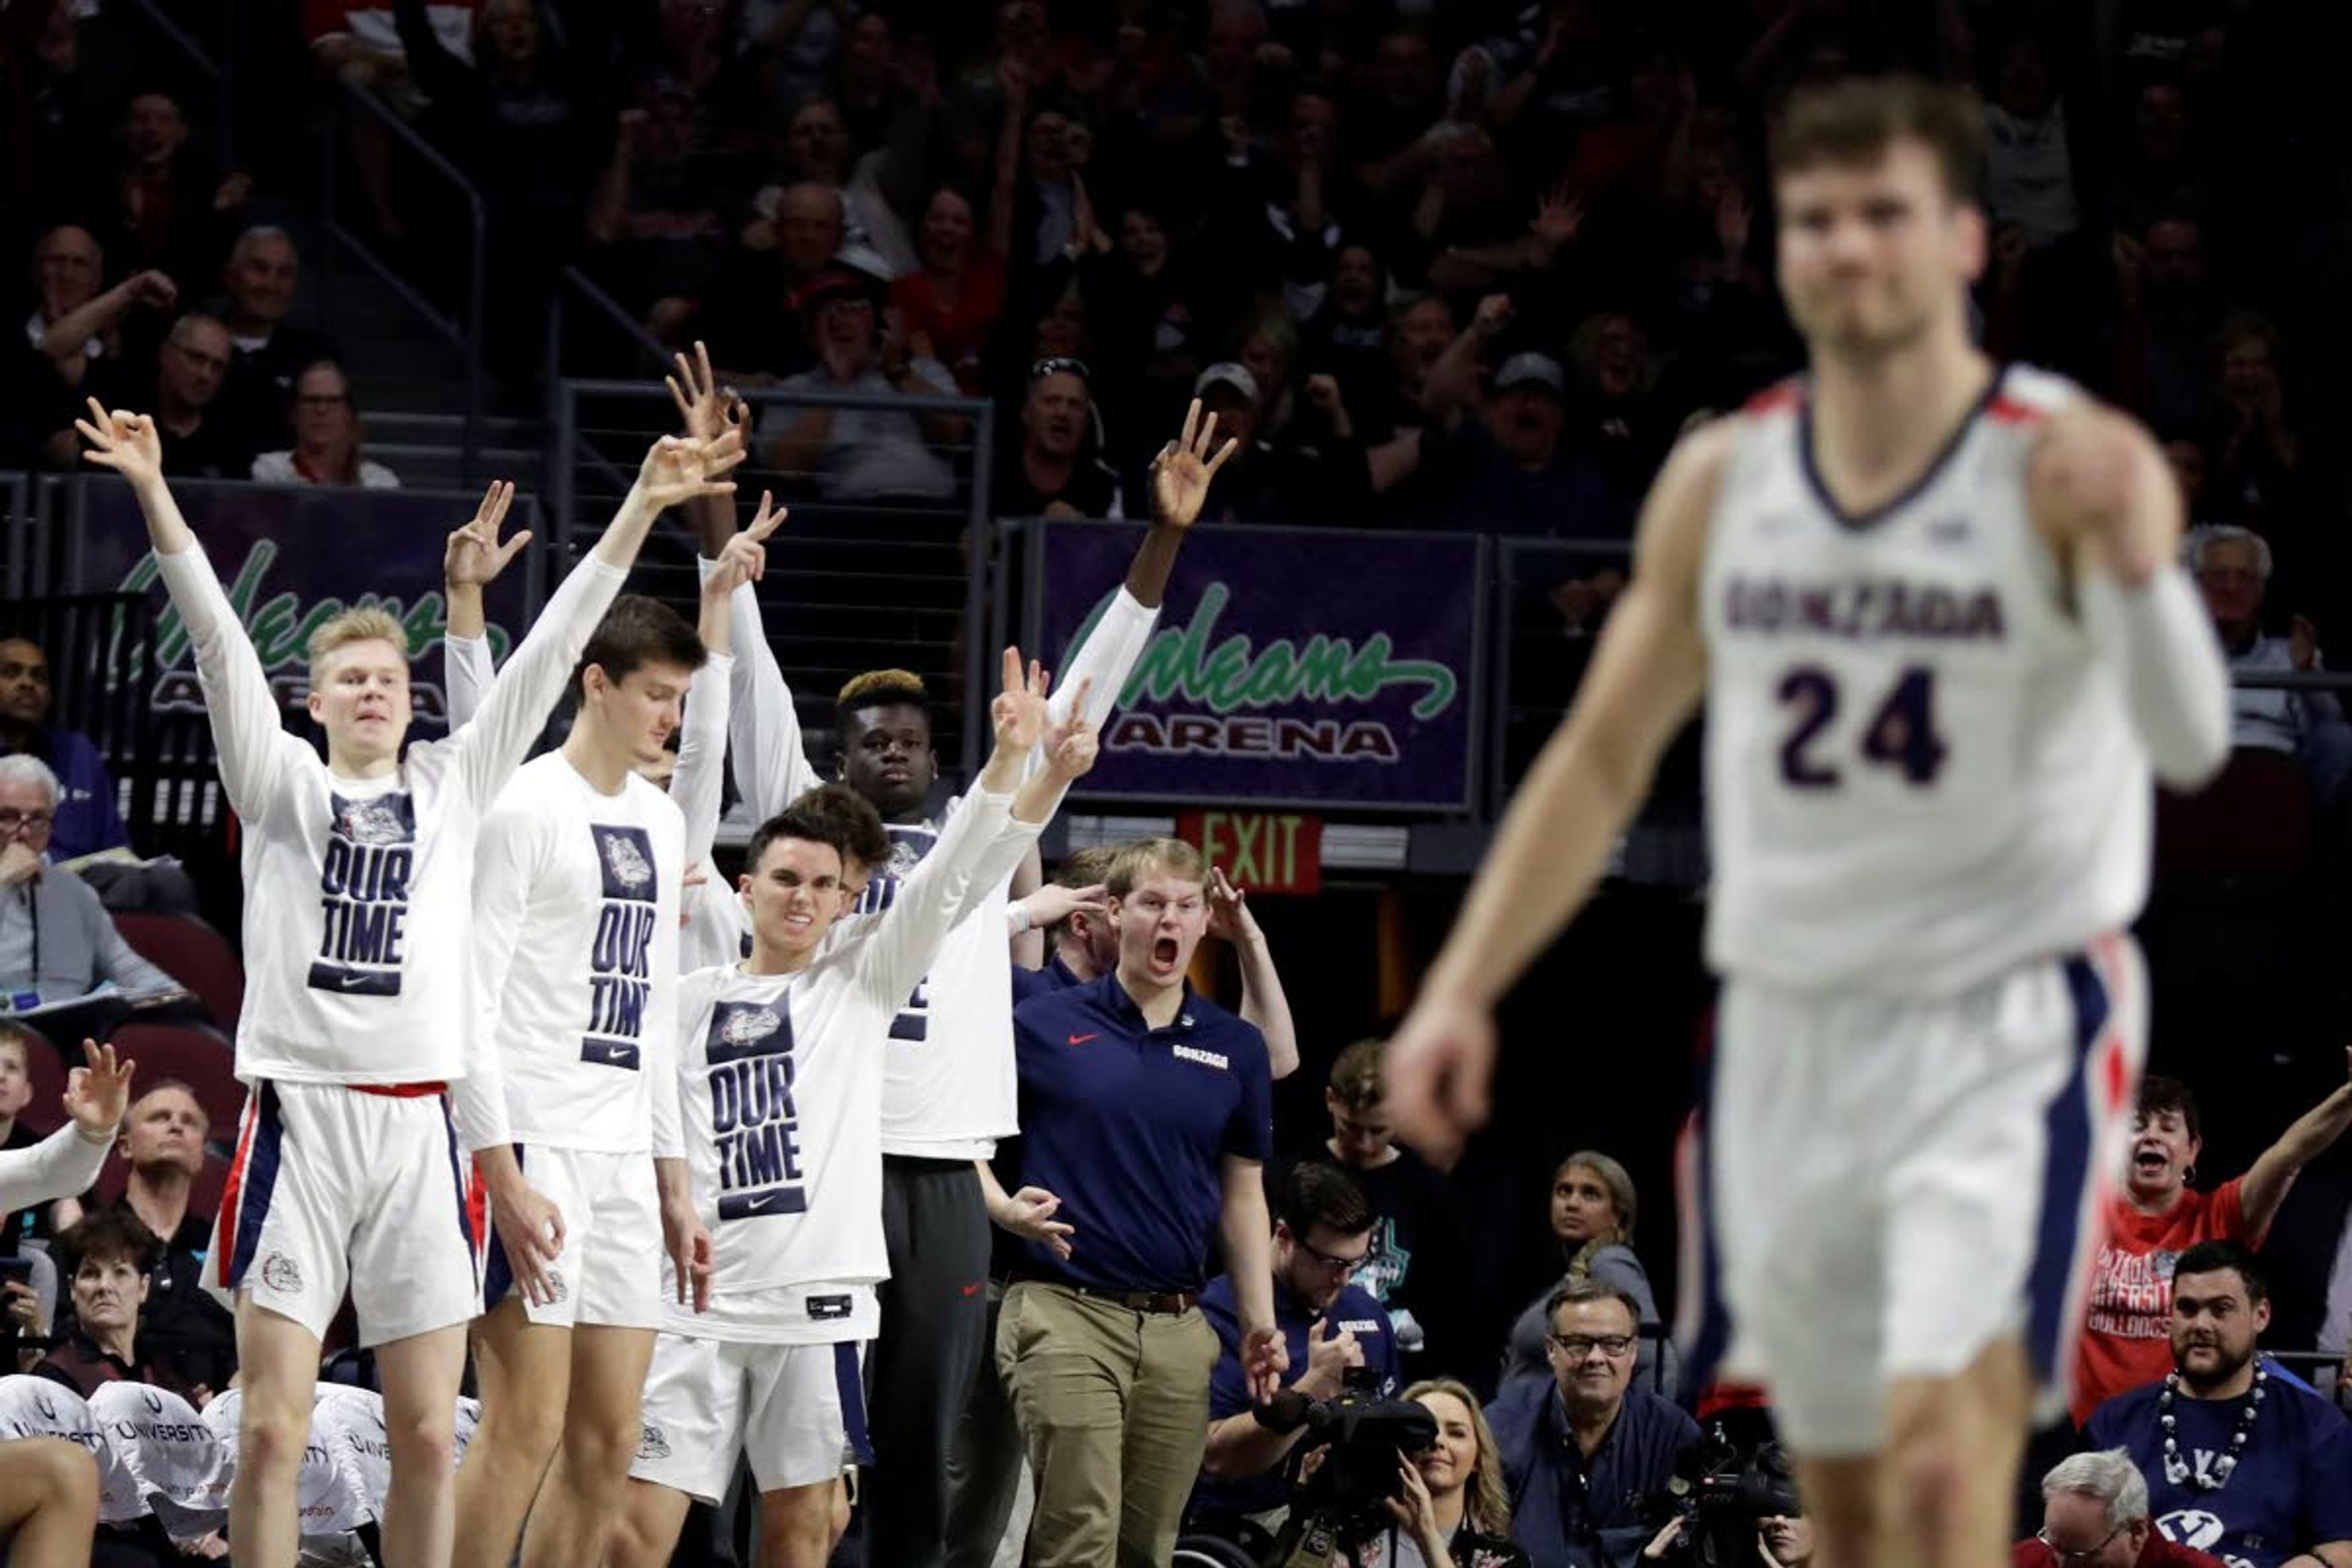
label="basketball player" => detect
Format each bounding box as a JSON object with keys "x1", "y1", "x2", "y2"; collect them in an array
[
  {"x1": 440, "y1": 435, "x2": 772, "y2": 979},
  {"x1": 445, "y1": 505, "x2": 780, "y2": 1568},
  {"x1": 1381, "y1": 78, "x2": 2231, "y2": 1568},
  {"x1": 78, "y1": 399, "x2": 742, "y2": 1568},
  {"x1": 678, "y1": 361, "x2": 1234, "y2": 1566},
  {"x1": 609, "y1": 651, "x2": 1099, "y2": 1568}
]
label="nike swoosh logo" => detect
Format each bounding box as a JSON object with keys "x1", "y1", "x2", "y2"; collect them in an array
[
  {"x1": 744, "y1": 1193, "x2": 778, "y2": 1213},
  {"x1": 338, "y1": 972, "x2": 382, "y2": 990},
  {"x1": 1067, "y1": 1033, "x2": 1099, "y2": 1046}
]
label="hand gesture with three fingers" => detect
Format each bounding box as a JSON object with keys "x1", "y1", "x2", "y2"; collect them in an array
[
  {"x1": 637, "y1": 429, "x2": 747, "y2": 510},
  {"x1": 666, "y1": 340, "x2": 734, "y2": 442},
  {"x1": 443, "y1": 481, "x2": 529, "y2": 589},
  {"x1": 704, "y1": 489, "x2": 785, "y2": 600},
  {"x1": 1148, "y1": 399, "x2": 1240, "y2": 529},
  {"x1": 1038, "y1": 679, "x2": 1098, "y2": 780},
  {"x1": 75, "y1": 401, "x2": 164, "y2": 485},
  {"x1": 1206, "y1": 865, "x2": 1257, "y2": 943},
  {"x1": 64, "y1": 1040, "x2": 134, "y2": 1139},
  {"x1": 991, "y1": 648, "x2": 1054, "y2": 755}
]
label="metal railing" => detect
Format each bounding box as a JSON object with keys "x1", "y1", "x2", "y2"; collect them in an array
[
  {"x1": 320, "y1": 81, "x2": 486, "y2": 486},
  {"x1": 551, "y1": 377, "x2": 999, "y2": 780},
  {"x1": 0, "y1": 474, "x2": 29, "y2": 599}
]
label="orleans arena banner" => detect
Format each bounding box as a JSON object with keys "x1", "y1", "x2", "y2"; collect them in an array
[
  {"x1": 1031, "y1": 520, "x2": 1483, "y2": 810},
  {"x1": 67, "y1": 479, "x2": 538, "y2": 741}
]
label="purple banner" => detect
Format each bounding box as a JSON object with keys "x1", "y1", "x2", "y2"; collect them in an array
[
  {"x1": 1035, "y1": 521, "x2": 1481, "y2": 810},
  {"x1": 69, "y1": 480, "x2": 537, "y2": 740}
]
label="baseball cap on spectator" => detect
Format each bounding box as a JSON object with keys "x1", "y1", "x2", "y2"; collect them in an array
[
  {"x1": 793, "y1": 265, "x2": 884, "y2": 314},
  {"x1": 1495, "y1": 352, "x2": 1566, "y2": 397},
  {"x1": 1194, "y1": 362, "x2": 1259, "y2": 404}
]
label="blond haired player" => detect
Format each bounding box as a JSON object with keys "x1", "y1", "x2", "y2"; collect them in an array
[{"x1": 80, "y1": 398, "x2": 741, "y2": 1568}]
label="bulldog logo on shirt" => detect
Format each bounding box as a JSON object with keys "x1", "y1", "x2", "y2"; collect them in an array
[
  {"x1": 637, "y1": 1424, "x2": 672, "y2": 1462},
  {"x1": 598, "y1": 828, "x2": 655, "y2": 894},
  {"x1": 720, "y1": 1007, "x2": 783, "y2": 1047},
  {"x1": 260, "y1": 1253, "x2": 303, "y2": 1295},
  {"x1": 336, "y1": 798, "x2": 411, "y2": 846}
]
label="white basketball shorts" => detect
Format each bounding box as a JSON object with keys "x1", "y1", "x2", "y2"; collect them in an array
[
  {"x1": 205, "y1": 1080, "x2": 481, "y2": 1346},
  {"x1": 631, "y1": 1332, "x2": 871, "y2": 1502},
  {"x1": 480, "y1": 1144, "x2": 663, "y2": 1331},
  {"x1": 1691, "y1": 933, "x2": 2144, "y2": 1455}
]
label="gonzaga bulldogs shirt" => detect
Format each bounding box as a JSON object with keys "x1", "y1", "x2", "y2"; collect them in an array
[
  {"x1": 666, "y1": 785, "x2": 1039, "y2": 1343},
  {"x1": 716, "y1": 571, "x2": 1160, "y2": 1157},
  {"x1": 454, "y1": 752, "x2": 687, "y2": 1155},
  {"x1": 154, "y1": 543, "x2": 628, "y2": 1085}
]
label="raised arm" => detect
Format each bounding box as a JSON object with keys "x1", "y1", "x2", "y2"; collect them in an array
[
  {"x1": 669, "y1": 352, "x2": 825, "y2": 821},
  {"x1": 40, "y1": 271, "x2": 176, "y2": 371},
  {"x1": 1382, "y1": 421, "x2": 1728, "y2": 1165},
  {"x1": 81, "y1": 403, "x2": 300, "y2": 824},
  {"x1": 0, "y1": 1042, "x2": 130, "y2": 1216},
  {"x1": 2239, "y1": 1047, "x2": 2352, "y2": 1240},
  {"x1": 675, "y1": 494, "x2": 782, "y2": 865},
  {"x1": 2032, "y1": 407, "x2": 2231, "y2": 790},
  {"x1": 859, "y1": 651, "x2": 1079, "y2": 1005},
  {"x1": 440, "y1": 481, "x2": 528, "y2": 732},
  {"x1": 452, "y1": 428, "x2": 744, "y2": 804},
  {"x1": 1032, "y1": 398, "x2": 1239, "y2": 766},
  {"x1": 1208, "y1": 868, "x2": 1297, "y2": 1080}
]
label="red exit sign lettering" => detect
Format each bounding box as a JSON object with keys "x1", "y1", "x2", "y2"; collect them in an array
[{"x1": 1176, "y1": 812, "x2": 1322, "y2": 895}]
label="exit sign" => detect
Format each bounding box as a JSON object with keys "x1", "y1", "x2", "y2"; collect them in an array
[{"x1": 1175, "y1": 812, "x2": 1323, "y2": 895}]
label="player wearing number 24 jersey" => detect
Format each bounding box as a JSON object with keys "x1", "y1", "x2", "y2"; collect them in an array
[{"x1": 1382, "y1": 77, "x2": 2232, "y2": 1568}]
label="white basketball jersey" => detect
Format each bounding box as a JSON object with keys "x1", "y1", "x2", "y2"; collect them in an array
[{"x1": 1698, "y1": 366, "x2": 2150, "y2": 996}]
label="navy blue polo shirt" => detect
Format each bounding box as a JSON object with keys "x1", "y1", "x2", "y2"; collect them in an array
[
  {"x1": 1011, "y1": 952, "x2": 1085, "y2": 1006},
  {"x1": 1188, "y1": 1273, "x2": 1400, "y2": 1519},
  {"x1": 1011, "y1": 971, "x2": 1272, "y2": 1294}
]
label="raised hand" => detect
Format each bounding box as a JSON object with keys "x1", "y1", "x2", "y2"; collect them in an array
[
  {"x1": 1148, "y1": 399, "x2": 1240, "y2": 529},
  {"x1": 1206, "y1": 865, "x2": 1256, "y2": 942},
  {"x1": 1038, "y1": 677, "x2": 1097, "y2": 773},
  {"x1": 1532, "y1": 181, "x2": 1584, "y2": 249},
  {"x1": 636, "y1": 428, "x2": 747, "y2": 510},
  {"x1": 75, "y1": 401, "x2": 164, "y2": 486},
  {"x1": 443, "y1": 480, "x2": 529, "y2": 589},
  {"x1": 1382, "y1": 992, "x2": 1497, "y2": 1169},
  {"x1": 704, "y1": 489, "x2": 785, "y2": 599},
  {"x1": 990, "y1": 647, "x2": 1054, "y2": 755},
  {"x1": 665, "y1": 339, "x2": 731, "y2": 441},
  {"x1": 64, "y1": 1039, "x2": 134, "y2": 1139}
]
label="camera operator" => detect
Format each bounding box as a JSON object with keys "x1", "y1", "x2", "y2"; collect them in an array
[
  {"x1": 1191, "y1": 1164, "x2": 1401, "y2": 1532},
  {"x1": 1490, "y1": 1281, "x2": 1700, "y2": 1568},
  {"x1": 1638, "y1": 1442, "x2": 1817, "y2": 1567}
]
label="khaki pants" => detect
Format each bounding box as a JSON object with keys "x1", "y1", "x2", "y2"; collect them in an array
[{"x1": 997, "y1": 1280, "x2": 1220, "y2": 1568}]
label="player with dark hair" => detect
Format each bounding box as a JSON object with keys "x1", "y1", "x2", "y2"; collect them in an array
[
  {"x1": 610, "y1": 650, "x2": 1099, "y2": 1568},
  {"x1": 679, "y1": 355, "x2": 1235, "y2": 1565},
  {"x1": 1384, "y1": 74, "x2": 2232, "y2": 1568},
  {"x1": 81, "y1": 391, "x2": 742, "y2": 1568}
]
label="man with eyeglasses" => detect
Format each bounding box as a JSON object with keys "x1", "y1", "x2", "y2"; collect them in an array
[
  {"x1": 1488, "y1": 1279, "x2": 1698, "y2": 1568},
  {"x1": 0, "y1": 754, "x2": 182, "y2": 1019},
  {"x1": 2016, "y1": 1449, "x2": 2227, "y2": 1568},
  {"x1": 1188, "y1": 1161, "x2": 1398, "y2": 1533},
  {"x1": 0, "y1": 636, "x2": 129, "y2": 864},
  {"x1": 997, "y1": 359, "x2": 1125, "y2": 519},
  {"x1": 143, "y1": 314, "x2": 254, "y2": 480}
]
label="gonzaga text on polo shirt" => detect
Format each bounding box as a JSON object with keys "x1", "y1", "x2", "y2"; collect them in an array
[{"x1": 1011, "y1": 972, "x2": 1272, "y2": 1294}]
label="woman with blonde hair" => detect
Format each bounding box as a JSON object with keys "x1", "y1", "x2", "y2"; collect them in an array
[
  {"x1": 1498, "y1": 1152, "x2": 1673, "y2": 1398},
  {"x1": 1316, "y1": 1376, "x2": 1530, "y2": 1567}
]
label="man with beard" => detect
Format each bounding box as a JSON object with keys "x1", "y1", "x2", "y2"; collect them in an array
[
  {"x1": 997, "y1": 359, "x2": 1123, "y2": 518},
  {"x1": 2086, "y1": 1243, "x2": 2352, "y2": 1568},
  {"x1": 2074, "y1": 1060, "x2": 2352, "y2": 1424}
]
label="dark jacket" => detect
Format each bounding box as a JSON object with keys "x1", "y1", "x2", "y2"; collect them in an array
[{"x1": 1488, "y1": 1379, "x2": 1698, "y2": 1568}]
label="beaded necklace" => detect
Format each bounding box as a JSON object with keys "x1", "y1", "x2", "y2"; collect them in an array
[{"x1": 2158, "y1": 1362, "x2": 2267, "y2": 1491}]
